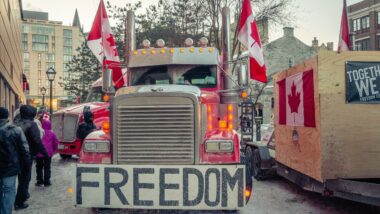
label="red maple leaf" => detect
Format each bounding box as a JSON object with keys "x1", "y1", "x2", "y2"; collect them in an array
[
  {"x1": 288, "y1": 81, "x2": 300, "y2": 113},
  {"x1": 250, "y1": 21, "x2": 261, "y2": 48}
]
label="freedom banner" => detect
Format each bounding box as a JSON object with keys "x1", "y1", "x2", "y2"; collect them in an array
[{"x1": 346, "y1": 62, "x2": 380, "y2": 103}]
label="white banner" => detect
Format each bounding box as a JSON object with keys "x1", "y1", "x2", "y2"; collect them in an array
[{"x1": 73, "y1": 164, "x2": 246, "y2": 210}]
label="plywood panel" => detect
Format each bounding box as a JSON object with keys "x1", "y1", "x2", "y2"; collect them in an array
[
  {"x1": 318, "y1": 51, "x2": 380, "y2": 180},
  {"x1": 273, "y1": 57, "x2": 322, "y2": 181}
]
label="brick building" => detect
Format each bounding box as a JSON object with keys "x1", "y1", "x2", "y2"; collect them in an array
[
  {"x1": 348, "y1": 0, "x2": 380, "y2": 50},
  {"x1": 0, "y1": 0, "x2": 25, "y2": 118}
]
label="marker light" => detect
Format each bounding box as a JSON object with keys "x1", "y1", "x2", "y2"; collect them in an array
[
  {"x1": 189, "y1": 47, "x2": 195, "y2": 53},
  {"x1": 180, "y1": 48, "x2": 185, "y2": 53},
  {"x1": 142, "y1": 39, "x2": 151, "y2": 48},
  {"x1": 185, "y1": 38, "x2": 194, "y2": 47},
  {"x1": 219, "y1": 120, "x2": 227, "y2": 129},
  {"x1": 199, "y1": 48, "x2": 204, "y2": 53},
  {"x1": 170, "y1": 48, "x2": 175, "y2": 54},
  {"x1": 151, "y1": 49, "x2": 156, "y2": 54},
  {"x1": 227, "y1": 104, "x2": 234, "y2": 130},
  {"x1": 102, "y1": 94, "x2": 110, "y2": 102},
  {"x1": 102, "y1": 121, "x2": 110, "y2": 134},
  {"x1": 209, "y1": 47, "x2": 214, "y2": 53},
  {"x1": 160, "y1": 48, "x2": 166, "y2": 54},
  {"x1": 241, "y1": 91, "x2": 248, "y2": 100},
  {"x1": 133, "y1": 50, "x2": 138, "y2": 55},
  {"x1": 141, "y1": 49, "x2": 147, "y2": 55},
  {"x1": 156, "y1": 39, "x2": 165, "y2": 48},
  {"x1": 200, "y1": 37, "x2": 209, "y2": 47}
]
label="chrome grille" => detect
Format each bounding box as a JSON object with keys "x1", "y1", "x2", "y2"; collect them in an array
[
  {"x1": 116, "y1": 105, "x2": 195, "y2": 164},
  {"x1": 52, "y1": 113, "x2": 79, "y2": 142}
]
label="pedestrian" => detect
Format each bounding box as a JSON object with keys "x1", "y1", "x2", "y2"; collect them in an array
[
  {"x1": 76, "y1": 111, "x2": 96, "y2": 140},
  {"x1": 13, "y1": 108, "x2": 44, "y2": 139},
  {"x1": 35, "y1": 119, "x2": 58, "y2": 186},
  {"x1": 0, "y1": 107, "x2": 31, "y2": 214},
  {"x1": 13, "y1": 105, "x2": 48, "y2": 210}
]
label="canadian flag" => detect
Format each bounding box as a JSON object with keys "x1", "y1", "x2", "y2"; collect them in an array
[
  {"x1": 87, "y1": 0, "x2": 125, "y2": 89},
  {"x1": 278, "y1": 70, "x2": 315, "y2": 127},
  {"x1": 238, "y1": 0, "x2": 267, "y2": 83},
  {"x1": 338, "y1": 0, "x2": 351, "y2": 53}
]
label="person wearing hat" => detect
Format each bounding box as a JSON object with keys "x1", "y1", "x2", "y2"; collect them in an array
[
  {"x1": 76, "y1": 111, "x2": 96, "y2": 141},
  {"x1": 0, "y1": 107, "x2": 31, "y2": 213},
  {"x1": 13, "y1": 105, "x2": 48, "y2": 210}
]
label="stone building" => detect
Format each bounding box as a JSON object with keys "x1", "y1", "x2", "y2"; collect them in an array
[
  {"x1": 22, "y1": 10, "x2": 84, "y2": 110},
  {"x1": 0, "y1": 0, "x2": 25, "y2": 118},
  {"x1": 348, "y1": 0, "x2": 380, "y2": 50}
]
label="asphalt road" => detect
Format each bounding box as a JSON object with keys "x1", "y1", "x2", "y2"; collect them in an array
[{"x1": 16, "y1": 156, "x2": 380, "y2": 214}]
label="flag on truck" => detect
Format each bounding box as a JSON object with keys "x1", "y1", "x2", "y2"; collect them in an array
[
  {"x1": 278, "y1": 70, "x2": 316, "y2": 127},
  {"x1": 87, "y1": 0, "x2": 125, "y2": 88},
  {"x1": 238, "y1": 0, "x2": 267, "y2": 83},
  {"x1": 338, "y1": 0, "x2": 351, "y2": 53}
]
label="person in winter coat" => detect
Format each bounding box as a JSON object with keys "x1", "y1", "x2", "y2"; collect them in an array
[
  {"x1": 13, "y1": 105, "x2": 48, "y2": 210},
  {"x1": 13, "y1": 108, "x2": 44, "y2": 139},
  {"x1": 35, "y1": 119, "x2": 58, "y2": 186},
  {"x1": 0, "y1": 107, "x2": 31, "y2": 214},
  {"x1": 76, "y1": 111, "x2": 96, "y2": 140}
]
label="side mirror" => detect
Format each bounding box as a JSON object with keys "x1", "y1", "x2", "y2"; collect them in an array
[
  {"x1": 238, "y1": 64, "x2": 249, "y2": 87},
  {"x1": 103, "y1": 68, "x2": 113, "y2": 93}
]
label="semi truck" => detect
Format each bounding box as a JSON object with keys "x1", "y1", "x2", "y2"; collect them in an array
[{"x1": 73, "y1": 8, "x2": 253, "y2": 210}]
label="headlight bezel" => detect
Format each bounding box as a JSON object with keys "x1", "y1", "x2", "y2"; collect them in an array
[
  {"x1": 205, "y1": 140, "x2": 234, "y2": 153},
  {"x1": 83, "y1": 141, "x2": 110, "y2": 153}
]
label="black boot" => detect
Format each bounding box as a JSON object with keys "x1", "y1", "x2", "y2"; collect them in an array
[{"x1": 14, "y1": 203, "x2": 29, "y2": 211}]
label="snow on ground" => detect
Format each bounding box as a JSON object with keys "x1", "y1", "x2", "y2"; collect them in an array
[{"x1": 15, "y1": 156, "x2": 379, "y2": 214}]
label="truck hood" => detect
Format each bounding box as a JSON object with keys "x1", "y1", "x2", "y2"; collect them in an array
[{"x1": 55, "y1": 102, "x2": 110, "y2": 115}]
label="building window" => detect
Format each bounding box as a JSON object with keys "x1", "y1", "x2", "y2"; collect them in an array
[
  {"x1": 30, "y1": 25, "x2": 55, "y2": 35},
  {"x1": 361, "y1": 16, "x2": 370, "y2": 32},
  {"x1": 22, "y1": 34, "x2": 28, "y2": 42},
  {"x1": 46, "y1": 53, "x2": 55, "y2": 61},
  {"x1": 52, "y1": 44, "x2": 55, "y2": 52},
  {"x1": 64, "y1": 38, "x2": 72, "y2": 46},
  {"x1": 63, "y1": 29, "x2": 72, "y2": 38},
  {"x1": 33, "y1": 43, "x2": 48, "y2": 52},
  {"x1": 23, "y1": 53, "x2": 29, "y2": 61},
  {"x1": 23, "y1": 61, "x2": 30, "y2": 70},
  {"x1": 38, "y1": 61, "x2": 41, "y2": 69},
  {"x1": 353, "y1": 18, "x2": 361, "y2": 32},
  {"x1": 356, "y1": 38, "x2": 371, "y2": 50},
  {"x1": 378, "y1": 36, "x2": 380, "y2": 50},
  {"x1": 22, "y1": 42, "x2": 28, "y2": 51},
  {"x1": 64, "y1": 55, "x2": 72, "y2": 62},
  {"x1": 63, "y1": 47, "x2": 72, "y2": 54},
  {"x1": 32, "y1": 34, "x2": 49, "y2": 43}
]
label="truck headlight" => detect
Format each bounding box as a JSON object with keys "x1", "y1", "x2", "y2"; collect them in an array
[
  {"x1": 205, "y1": 140, "x2": 234, "y2": 153},
  {"x1": 83, "y1": 141, "x2": 110, "y2": 153}
]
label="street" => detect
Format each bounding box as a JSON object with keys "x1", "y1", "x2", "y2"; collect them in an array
[{"x1": 16, "y1": 156, "x2": 380, "y2": 214}]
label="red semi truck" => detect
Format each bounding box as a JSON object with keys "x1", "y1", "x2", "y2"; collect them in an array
[{"x1": 73, "y1": 8, "x2": 253, "y2": 210}]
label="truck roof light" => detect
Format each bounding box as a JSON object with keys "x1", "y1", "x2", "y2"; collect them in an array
[
  {"x1": 160, "y1": 48, "x2": 166, "y2": 54},
  {"x1": 141, "y1": 49, "x2": 147, "y2": 55},
  {"x1": 142, "y1": 39, "x2": 151, "y2": 48},
  {"x1": 199, "y1": 48, "x2": 204, "y2": 53},
  {"x1": 185, "y1": 38, "x2": 194, "y2": 47},
  {"x1": 156, "y1": 39, "x2": 165, "y2": 48},
  {"x1": 102, "y1": 121, "x2": 110, "y2": 134},
  {"x1": 132, "y1": 50, "x2": 138, "y2": 55},
  {"x1": 151, "y1": 49, "x2": 156, "y2": 54},
  {"x1": 200, "y1": 37, "x2": 209, "y2": 47},
  {"x1": 180, "y1": 48, "x2": 185, "y2": 53},
  {"x1": 219, "y1": 120, "x2": 227, "y2": 129},
  {"x1": 209, "y1": 47, "x2": 214, "y2": 53},
  {"x1": 170, "y1": 48, "x2": 175, "y2": 54},
  {"x1": 189, "y1": 47, "x2": 195, "y2": 53}
]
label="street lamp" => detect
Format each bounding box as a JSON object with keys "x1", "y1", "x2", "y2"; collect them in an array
[
  {"x1": 40, "y1": 87, "x2": 46, "y2": 108},
  {"x1": 46, "y1": 67, "x2": 56, "y2": 116}
]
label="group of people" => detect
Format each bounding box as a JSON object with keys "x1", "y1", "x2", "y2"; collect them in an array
[{"x1": 0, "y1": 105, "x2": 58, "y2": 214}]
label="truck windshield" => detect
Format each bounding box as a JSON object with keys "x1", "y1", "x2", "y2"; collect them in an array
[
  {"x1": 85, "y1": 86, "x2": 104, "y2": 102},
  {"x1": 130, "y1": 65, "x2": 217, "y2": 88}
]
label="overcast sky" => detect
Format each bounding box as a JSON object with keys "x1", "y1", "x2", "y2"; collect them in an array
[{"x1": 22, "y1": 0, "x2": 362, "y2": 49}]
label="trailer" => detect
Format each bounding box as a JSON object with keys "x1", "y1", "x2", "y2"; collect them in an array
[{"x1": 244, "y1": 50, "x2": 380, "y2": 206}]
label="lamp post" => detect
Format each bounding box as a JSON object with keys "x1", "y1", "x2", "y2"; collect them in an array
[
  {"x1": 46, "y1": 67, "x2": 56, "y2": 116},
  {"x1": 40, "y1": 87, "x2": 46, "y2": 108}
]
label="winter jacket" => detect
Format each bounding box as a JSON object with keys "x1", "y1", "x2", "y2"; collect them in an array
[
  {"x1": 37, "y1": 119, "x2": 58, "y2": 158},
  {"x1": 15, "y1": 105, "x2": 48, "y2": 157},
  {"x1": 14, "y1": 109, "x2": 44, "y2": 138},
  {"x1": 0, "y1": 119, "x2": 31, "y2": 178},
  {"x1": 76, "y1": 122, "x2": 96, "y2": 140}
]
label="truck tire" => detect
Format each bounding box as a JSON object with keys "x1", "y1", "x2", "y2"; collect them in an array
[
  {"x1": 60, "y1": 154, "x2": 72, "y2": 159},
  {"x1": 251, "y1": 148, "x2": 267, "y2": 181},
  {"x1": 241, "y1": 150, "x2": 253, "y2": 204}
]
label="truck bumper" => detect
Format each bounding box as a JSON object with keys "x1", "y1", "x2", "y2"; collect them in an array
[
  {"x1": 73, "y1": 164, "x2": 250, "y2": 210},
  {"x1": 58, "y1": 140, "x2": 82, "y2": 156}
]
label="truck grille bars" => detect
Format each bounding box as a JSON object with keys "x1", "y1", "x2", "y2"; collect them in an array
[
  {"x1": 52, "y1": 113, "x2": 79, "y2": 142},
  {"x1": 116, "y1": 104, "x2": 195, "y2": 164}
]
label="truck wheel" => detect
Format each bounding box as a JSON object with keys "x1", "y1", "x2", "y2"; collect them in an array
[
  {"x1": 241, "y1": 150, "x2": 253, "y2": 203},
  {"x1": 60, "y1": 154, "x2": 72, "y2": 159},
  {"x1": 251, "y1": 148, "x2": 267, "y2": 181}
]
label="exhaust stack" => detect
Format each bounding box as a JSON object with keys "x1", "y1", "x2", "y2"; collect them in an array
[
  {"x1": 125, "y1": 10, "x2": 136, "y2": 66},
  {"x1": 220, "y1": 7, "x2": 238, "y2": 104}
]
